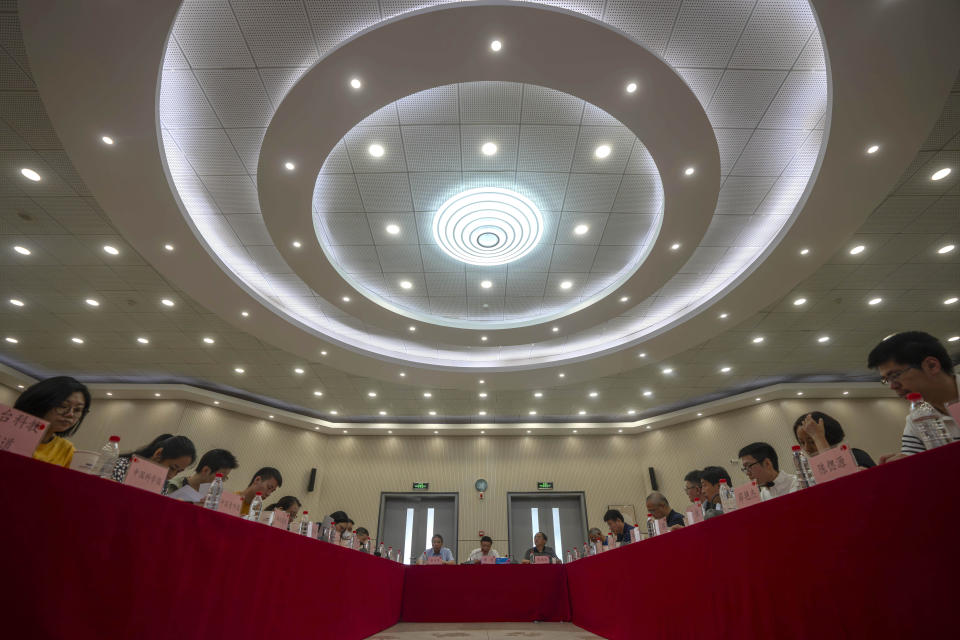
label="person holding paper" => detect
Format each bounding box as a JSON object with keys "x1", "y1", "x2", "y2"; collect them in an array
[
  {"x1": 645, "y1": 492, "x2": 685, "y2": 531},
  {"x1": 236, "y1": 467, "x2": 283, "y2": 516},
  {"x1": 867, "y1": 331, "x2": 959, "y2": 463},
  {"x1": 417, "y1": 534, "x2": 455, "y2": 565},
  {"x1": 792, "y1": 412, "x2": 876, "y2": 468},
  {"x1": 14, "y1": 376, "x2": 91, "y2": 468},
  {"x1": 603, "y1": 509, "x2": 636, "y2": 545},
  {"x1": 699, "y1": 466, "x2": 731, "y2": 519},
  {"x1": 522, "y1": 532, "x2": 559, "y2": 564},
  {"x1": 738, "y1": 442, "x2": 797, "y2": 500},
  {"x1": 168, "y1": 448, "x2": 239, "y2": 502},
  {"x1": 264, "y1": 496, "x2": 302, "y2": 527},
  {"x1": 468, "y1": 535, "x2": 500, "y2": 563},
  {"x1": 111, "y1": 435, "x2": 196, "y2": 495}
]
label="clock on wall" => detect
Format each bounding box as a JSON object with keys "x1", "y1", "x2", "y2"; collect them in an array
[{"x1": 475, "y1": 479, "x2": 488, "y2": 492}]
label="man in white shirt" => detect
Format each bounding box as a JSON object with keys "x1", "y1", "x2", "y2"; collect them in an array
[
  {"x1": 868, "y1": 331, "x2": 960, "y2": 462},
  {"x1": 168, "y1": 448, "x2": 238, "y2": 502},
  {"x1": 468, "y1": 536, "x2": 500, "y2": 563},
  {"x1": 738, "y1": 442, "x2": 796, "y2": 499}
]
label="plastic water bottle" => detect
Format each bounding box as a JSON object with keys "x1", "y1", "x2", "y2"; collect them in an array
[
  {"x1": 606, "y1": 532, "x2": 616, "y2": 550},
  {"x1": 377, "y1": 541, "x2": 386, "y2": 557},
  {"x1": 571, "y1": 546, "x2": 579, "y2": 560},
  {"x1": 791, "y1": 445, "x2": 815, "y2": 489},
  {"x1": 694, "y1": 498, "x2": 703, "y2": 518},
  {"x1": 298, "y1": 511, "x2": 312, "y2": 536},
  {"x1": 203, "y1": 472, "x2": 224, "y2": 510},
  {"x1": 248, "y1": 491, "x2": 264, "y2": 522},
  {"x1": 907, "y1": 393, "x2": 953, "y2": 448},
  {"x1": 719, "y1": 479, "x2": 737, "y2": 512},
  {"x1": 387, "y1": 545, "x2": 394, "y2": 561},
  {"x1": 583, "y1": 542, "x2": 590, "y2": 557},
  {"x1": 565, "y1": 550, "x2": 573, "y2": 563},
  {"x1": 96, "y1": 435, "x2": 120, "y2": 479},
  {"x1": 646, "y1": 513, "x2": 657, "y2": 539}
]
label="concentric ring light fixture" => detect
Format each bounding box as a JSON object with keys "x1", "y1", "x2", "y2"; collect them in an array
[{"x1": 432, "y1": 187, "x2": 544, "y2": 266}]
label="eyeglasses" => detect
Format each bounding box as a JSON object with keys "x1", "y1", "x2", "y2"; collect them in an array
[
  {"x1": 54, "y1": 403, "x2": 86, "y2": 417},
  {"x1": 740, "y1": 460, "x2": 762, "y2": 474},
  {"x1": 880, "y1": 366, "x2": 918, "y2": 386},
  {"x1": 683, "y1": 485, "x2": 700, "y2": 493}
]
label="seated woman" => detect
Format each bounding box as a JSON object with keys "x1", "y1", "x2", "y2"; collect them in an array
[
  {"x1": 699, "y1": 465, "x2": 732, "y2": 519},
  {"x1": 14, "y1": 376, "x2": 91, "y2": 468},
  {"x1": 417, "y1": 533, "x2": 455, "y2": 565},
  {"x1": 111, "y1": 435, "x2": 196, "y2": 495},
  {"x1": 264, "y1": 495, "x2": 302, "y2": 529},
  {"x1": 522, "y1": 531, "x2": 559, "y2": 564},
  {"x1": 793, "y1": 411, "x2": 876, "y2": 468}
]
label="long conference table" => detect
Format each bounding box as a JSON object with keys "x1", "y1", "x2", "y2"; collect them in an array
[{"x1": 5, "y1": 443, "x2": 958, "y2": 639}]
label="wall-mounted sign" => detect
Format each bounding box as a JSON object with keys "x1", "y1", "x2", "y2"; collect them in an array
[
  {"x1": 537, "y1": 481, "x2": 554, "y2": 490},
  {"x1": 412, "y1": 482, "x2": 429, "y2": 490}
]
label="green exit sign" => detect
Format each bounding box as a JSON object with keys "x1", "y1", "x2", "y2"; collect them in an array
[
  {"x1": 412, "y1": 482, "x2": 429, "y2": 490},
  {"x1": 537, "y1": 481, "x2": 554, "y2": 490}
]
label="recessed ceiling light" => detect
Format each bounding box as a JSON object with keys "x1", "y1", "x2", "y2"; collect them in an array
[
  {"x1": 696, "y1": 412, "x2": 703, "y2": 417},
  {"x1": 331, "y1": 411, "x2": 338, "y2": 415},
  {"x1": 71, "y1": 337, "x2": 84, "y2": 344},
  {"x1": 349, "y1": 78, "x2": 362, "y2": 89},
  {"x1": 367, "y1": 391, "x2": 377, "y2": 398},
  {"x1": 752, "y1": 336, "x2": 765, "y2": 344},
  {"x1": 937, "y1": 244, "x2": 955, "y2": 254},
  {"x1": 638, "y1": 352, "x2": 646, "y2": 358},
  {"x1": 490, "y1": 39, "x2": 502, "y2": 52},
  {"x1": 588, "y1": 391, "x2": 598, "y2": 398},
  {"x1": 423, "y1": 392, "x2": 432, "y2": 398},
  {"x1": 408, "y1": 325, "x2": 416, "y2": 332},
  {"x1": 818, "y1": 336, "x2": 830, "y2": 343},
  {"x1": 480, "y1": 335, "x2": 488, "y2": 342},
  {"x1": 9, "y1": 299, "x2": 24, "y2": 307},
  {"x1": 163, "y1": 243, "x2": 174, "y2": 252},
  {"x1": 931, "y1": 167, "x2": 951, "y2": 181},
  {"x1": 719, "y1": 313, "x2": 728, "y2": 319},
  {"x1": 842, "y1": 391, "x2": 849, "y2": 396},
  {"x1": 479, "y1": 379, "x2": 485, "y2": 384},
  {"x1": 949, "y1": 336, "x2": 960, "y2": 342},
  {"x1": 645, "y1": 426, "x2": 651, "y2": 430},
  {"x1": 386, "y1": 224, "x2": 400, "y2": 235},
  {"x1": 387, "y1": 429, "x2": 392, "y2": 433},
  {"x1": 399, "y1": 372, "x2": 406, "y2": 377},
  {"x1": 558, "y1": 372, "x2": 565, "y2": 378},
  {"x1": 755, "y1": 397, "x2": 761, "y2": 402},
  {"x1": 103, "y1": 245, "x2": 119, "y2": 255},
  {"x1": 106, "y1": 392, "x2": 113, "y2": 396},
  {"x1": 559, "y1": 280, "x2": 573, "y2": 290},
  {"x1": 578, "y1": 410, "x2": 586, "y2": 416},
  {"x1": 552, "y1": 326, "x2": 560, "y2": 332},
  {"x1": 481, "y1": 142, "x2": 498, "y2": 156},
  {"x1": 661, "y1": 368, "x2": 673, "y2": 374},
  {"x1": 627, "y1": 409, "x2": 636, "y2": 415},
  {"x1": 618, "y1": 429, "x2": 623, "y2": 433},
  {"x1": 292, "y1": 240, "x2": 301, "y2": 248},
  {"x1": 399, "y1": 280, "x2": 413, "y2": 290},
  {"x1": 212, "y1": 400, "x2": 220, "y2": 405},
  {"x1": 5, "y1": 337, "x2": 18, "y2": 343},
  {"x1": 797, "y1": 391, "x2": 804, "y2": 396},
  {"x1": 20, "y1": 168, "x2": 40, "y2": 181},
  {"x1": 528, "y1": 411, "x2": 536, "y2": 416},
  {"x1": 136, "y1": 337, "x2": 149, "y2": 344},
  {"x1": 868, "y1": 297, "x2": 883, "y2": 305},
  {"x1": 241, "y1": 311, "x2": 249, "y2": 317},
  {"x1": 480, "y1": 280, "x2": 493, "y2": 289},
  {"x1": 13, "y1": 245, "x2": 30, "y2": 255},
  {"x1": 294, "y1": 367, "x2": 305, "y2": 374},
  {"x1": 479, "y1": 392, "x2": 487, "y2": 398},
  {"x1": 866, "y1": 144, "x2": 879, "y2": 154},
  {"x1": 429, "y1": 412, "x2": 436, "y2": 416},
  {"x1": 534, "y1": 392, "x2": 542, "y2": 398},
  {"x1": 642, "y1": 390, "x2": 653, "y2": 397},
  {"x1": 203, "y1": 337, "x2": 215, "y2": 344},
  {"x1": 479, "y1": 411, "x2": 486, "y2": 416},
  {"x1": 368, "y1": 144, "x2": 385, "y2": 157},
  {"x1": 154, "y1": 393, "x2": 161, "y2": 397},
  {"x1": 670, "y1": 243, "x2": 681, "y2": 250},
  {"x1": 379, "y1": 411, "x2": 387, "y2": 416},
  {"x1": 313, "y1": 390, "x2": 323, "y2": 397},
  {"x1": 234, "y1": 367, "x2": 244, "y2": 374},
  {"x1": 320, "y1": 350, "x2": 328, "y2": 356},
  {"x1": 793, "y1": 298, "x2": 807, "y2": 306},
  {"x1": 101, "y1": 135, "x2": 114, "y2": 145},
  {"x1": 720, "y1": 366, "x2": 731, "y2": 373},
  {"x1": 85, "y1": 298, "x2": 99, "y2": 307},
  {"x1": 284, "y1": 161, "x2": 295, "y2": 171},
  {"x1": 620, "y1": 296, "x2": 629, "y2": 303},
  {"x1": 684, "y1": 167, "x2": 695, "y2": 176},
  {"x1": 800, "y1": 248, "x2": 810, "y2": 255},
  {"x1": 573, "y1": 428, "x2": 579, "y2": 432},
  {"x1": 594, "y1": 144, "x2": 611, "y2": 159},
  {"x1": 342, "y1": 296, "x2": 351, "y2": 302},
  {"x1": 625, "y1": 81, "x2": 637, "y2": 93},
  {"x1": 161, "y1": 298, "x2": 174, "y2": 307},
  {"x1": 268, "y1": 415, "x2": 275, "y2": 420},
  {"x1": 945, "y1": 297, "x2": 958, "y2": 305},
  {"x1": 574, "y1": 224, "x2": 589, "y2": 235}
]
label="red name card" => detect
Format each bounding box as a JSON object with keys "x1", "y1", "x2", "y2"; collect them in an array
[
  {"x1": 427, "y1": 555, "x2": 443, "y2": 565},
  {"x1": 217, "y1": 491, "x2": 242, "y2": 517},
  {"x1": 656, "y1": 518, "x2": 668, "y2": 535},
  {"x1": 123, "y1": 456, "x2": 167, "y2": 494},
  {"x1": 734, "y1": 481, "x2": 762, "y2": 508},
  {"x1": 271, "y1": 510, "x2": 289, "y2": 530},
  {"x1": 479, "y1": 554, "x2": 496, "y2": 564},
  {"x1": 0, "y1": 404, "x2": 47, "y2": 457},
  {"x1": 533, "y1": 555, "x2": 551, "y2": 564},
  {"x1": 809, "y1": 446, "x2": 858, "y2": 484},
  {"x1": 685, "y1": 505, "x2": 704, "y2": 525},
  {"x1": 946, "y1": 401, "x2": 960, "y2": 428}
]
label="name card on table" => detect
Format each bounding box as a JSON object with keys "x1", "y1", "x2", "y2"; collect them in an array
[
  {"x1": 685, "y1": 505, "x2": 704, "y2": 525},
  {"x1": 495, "y1": 557, "x2": 509, "y2": 564},
  {"x1": 271, "y1": 510, "x2": 290, "y2": 530},
  {"x1": 216, "y1": 491, "x2": 242, "y2": 516},
  {"x1": 809, "y1": 446, "x2": 858, "y2": 484},
  {"x1": 734, "y1": 481, "x2": 762, "y2": 508},
  {"x1": 123, "y1": 456, "x2": 167, "y2": 494},
  {"x1": 427, "y1": 555, "x2": 443, "y2": 565},
  {"x1": 946, "y1": 401, "x2": 960, "y2": 427},
  {"x1": 0, "y1": 404, "x2": 47, "y2": 457},
  {"x1": 479, "y1": 554, "x2": 496, "y2": 565},
  {"x1": 656, "y1": 518, "x2": 668, "y2": 535},
  {"x1": 534, "y1": 555, "x2": 551, "y2": 564},
  {"x1": 630, "y1": 527, "x2": 642, "y2": 543}
]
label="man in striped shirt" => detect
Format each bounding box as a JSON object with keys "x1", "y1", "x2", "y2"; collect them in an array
[{"x1": 868, "y1": 331, "x2": 959, "y2": 463}]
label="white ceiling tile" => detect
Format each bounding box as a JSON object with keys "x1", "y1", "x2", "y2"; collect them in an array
[
  {"x1": 728, "y1": 0, "x2": 816, "y2": 69},
  {"x1": 319, "y1": 213, "x2": 373, "y2": 245},
  {"x1": 581, "y1": 103, "x2": 623, "y2": 127},
  {"x1": 624, "y1": 140, "x2": 659, "y2": 175},
  {"x1": 172, "y1": 0, "x2": 253, "y2": 68},
  {"x1": 715, "y1": 176, "x2": 777, "y2": 215},
  {"x1": 367, "y1": 212, "x2": 419, "y2": 244},
  {"x1": 231, "y1": 0, "x2": 318, "y2": 68},
  {"x1": 520, "y1": 84, "x2": 584, "y2": 124},
  {"x1": 759, "y1": 71, "x2": 827, "y2": 130},
  {"x1": 517, "y1": 125, "x2": 578, "y2": 172},
  {"x1": 166, "y1": 128, "x2": 245, "y2": 175},
  {"x1": 199, "y1": 175, "x2": 260, "y2": 213},
  {"x1": 459, "y1": 81, "x2": 522, "y2": 124},
  {"x1": 344, "y1": 126, "x2": 407, "y2": 173},
  {"x1": 419, "y1": 243, "x2": 465, "y2": 272},
  {"x1": 304, "y1": 0, "x2": 381, "y2": 55},
  {"x1": 226, "y1": 214, "x2": 271, "y2": 245},
  {"x1": 401, "y1": 125, "x2": 460, "y2": 172},
  {"x1": 194, "y1": 69, "x2": 273, "y2": 128},
  {"x1": 505, "y1": 271, "x2": 548, "y2": 297},
  {"x1": 707, "y1": 70, "x2": 788, "y2": 128},
  {"x1": 462, "y1": 171, "x2": 516, "y2": 191},
  {"x1": 557, "y1": 212, "x2": 608, "y2": 244},
  {"x1": 700, "y1": 215, "x2": 751, "y2": 246},
  {"x1": 159, "y1": 70, "x2": 221, "y2": 129},
  {"x1": 245, "y1": 245, "x2": 294, "y2": 274},
  {"x1": 259, "y1": 67, "x2": 309, "y2": 108},
  {"x1": 409, "y1": 172, "x2": 462, "y2": 212},
  {"x1": 571, "y1": 126, "x2": 635, "y2": 174},
  {"x1": 714, "y1": 128, "x2": 754, "y2": 176},
  {"x1": 516, "y1": 172, "x2": 568, "y2": 211},
  {"x1": 675, "y1": 67, "x2": 724, "y2": 109},
  {"x1": 613, "y1": 174, "x2": 664, "y2": 214},
  {"x1": 794, "y1": 29, "x2": 825, "y2": 70},
  {"x1": 397, "y1": 85, "x2": 459, "y2": 124},
  {"x1": 358, "y1": 103, "x2": 400, "y2": 126},
  {"x1": 224, "y1": 128, "x2": 267, "y2": 174},
  {"x1": 664, "y1": 0, "x2": 756, "y2": 67},
  {"x1": 312, "y1": 174, "x2": 364, "y2": 213},
  {"x1": 563, "y1": 173, "x2": 621, "y2": 211},
  {"x1": 356, "y1": 171, "x2": 414, "y2": 211},
  {"x1": 425, "y1": 272, "x2": 465, "y2": 297},
  {"x1": 731, "y1": 128, "x2": 810, "y2": 177},
  {"x1": 736, "y1": 214, "x2": 789, "y2": 247},
  {"x1": 550, "y1": 244, "x2": 599, "y2": 271},
  {"x1": 603, "y1": 0, "x2": 683, "y2": 57},
  {"x1": 377, "y1": 245, "x2": 424, "y2": 272},
  {"x1": 461, "y1": 125, "x2": 519, "y2": 171},
  {"x1": 319, "y1": 140, "x2": 354, "y2": 174},
  {"x1": 330, "y1": 244, "x2": 380, "y2": 273},
  {"x1": 599, "y1": 213, "x2": 658, "y2": 246}
]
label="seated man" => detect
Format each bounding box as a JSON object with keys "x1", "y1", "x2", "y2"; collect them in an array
[
  {"x1": 699, "y1": 466, "x2": 732, "y2": 519},
  {"x1": 683, "y1": 470, "x2": 704, "y2": 505},
  {"x1": 236, "y1": 467, "x2": 282, "y2": 516},
  {"x1": 645, "y1": 492, "x2": 685, "y2": 531},
  {"x1": 603, "y1": 508, "x2": 636, "y2": 545},
  {"x1": 867, "y1": 331, "x2": 959, "y2": 462},
  {"x1": 468, "y1": 535, "x2": 500, "y2": 563},
  {"x1": 354, "y1": 526, "x2": 371, "y2": 551},
  {"x1": 738, "y1": 442, "x2": 796, "y2": 499},
  {"x1": 417, "y1": 534, "x2": 455, "y2": 565},
  {"x1": 522, "y1": 532, "x2": 559, "y2": 564},
  {"x1": 168, "y1": 448, "x2": 239, "y2": 502}
]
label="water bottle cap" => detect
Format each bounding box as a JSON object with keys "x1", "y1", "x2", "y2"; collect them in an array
[
  {"x1": 647, "y1": 513, "x2": 652, "y2": 517},
  {"x1": 302, "y1": 510, "x2": 308, "y2": 514},
  {"x1": 255, "y1": 491, "x2": 263, "y2": 495},
  {"x1": 906, "y1": 392, "x2": 922, "y2": 401},
  {"x1": 719, "y1": 478, "x2": 727, "y2": 484},
  {"x1": 215, "y1": 472, "x2": 223, "y2": 477},
  {"x1": 791, "y1": 445, "x2": 801, "y2": 451},
  {"x1": 109, "y1": 435, "x2": 120, "y2": 442}
]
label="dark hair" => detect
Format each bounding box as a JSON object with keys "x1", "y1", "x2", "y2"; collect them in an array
[
  {"x1": 867, "y1": 331, "x2": 954, "y2": 375},
  {"x1": 248, "y1": 467, "x2": 283, "y2": 488},
  {"x1": 432, "y1": 533, "x2": 444, "y2": 543},
  {"x1": 737, "y1": 442, "x2": 780, "y2": 472},
  {"x1": 265, "y1": 495, "x2": 301, "y2": 512},
  {"x1": 700, "y1": 466, "x2": 732, "y2": 486},
  {"x1": 603, "y1": 509, "x2": 624, "y2": 523},
  {"x1": 196, "y1": 448, "x2": 238, "y2": 474},
  {"x1": 534, "y1": 531, "x2": 548, "y2": 542},
  {"x1": 683, "y1": 469, "x2": 703, "y2": 485},
  {"x1": 14, "y1": 376, "x2": 91, "y2": 438},
  {"x1": 480, "y1": 535, "x2": 493, "y2": 544},
  {"x1": 125, "y1": 433, "x2": 172, "y2": 457},
  {"x1": 330, "y1": 510, "x2": 350, "y2": 523},
  {"x1": 355, "y1": 527, "x2": 369, "y2": 537},
  {"x1": 792, "y1": 411, "x2": 845, "y2": 446},
  {"x1": 132, "y1": 435, "x2": 196, "y2": 465},
  {"x1": 347, "y1": 518, "x2": 355, "y2": 525}
]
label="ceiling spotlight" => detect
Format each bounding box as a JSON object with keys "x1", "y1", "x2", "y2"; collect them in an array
[
  {"x1": 625, "y1": 82, "x2": 637, "y2": 93},
  {"x1": 684, "y1": 167, "x2": 695, "y2": 176},
  {"x1": 20, "y1": 168, "x2": 41, "y2": 181},
  {"x1": 9, "y1": 299, "x2": 24, "y2": 307},
  {"x1": 399, "y1": 280, "x2": 413, "y2": 290},
  {"x1": 71, "y1": 337, "x2": 84, "y2": 344},
  {"x1": 284, "y1": 161, "x2": 295, "y2": 171},
  {"x1": 642, "y1": 390, "x2": 653, "y2": 397},
  {"x1": 386, "y1": 224, "x2": 400, "y2": 235},
  {"x1": 399, "y1": 372, "x2": 406, "y2": 377},
  {"x1": 379, "y1": 411, "x2": 387, "y2": 416},
  {"x1": 234, "y1": 367, "x2": 245, "y2": 374},
  {"x1": 241, "y1": 311, "x2": 249, "y2": 317},
  {"x1": 868, "y1": 297, "x2": 883, "y2": 305},
  {"x1": 645, "y1": 426, "x2": 651, "y2": 430},
  {"x1": 320, "y1": 350, "x2": 328, "y2": 356},
  {"x1": 161, "y1": 298, "x2": 175, "y2": 307},
  {"x1": 164, "y1": 244, "x2": 174, "y2": 251},
  {"x1": 937, "y1": 243, "x2": 955, "y2": 254},
  {"x1": 552, "y1": 326, "x2": 560, "y2": 332},
  {"x1": 755, "y1": 397, "x2": 762, "y2": 402},
  {"x1": 558, "y1": 372, "x2": 565, "y2": 378},
  {"x1": 661, "y1": 368, "x2": 673, "y2": 375},
  {"x1": 559, "y1": 281, "x2": 573, "y2": 290},
  {"x1": 480, "y1": 335, "x2": 488, "y2": 342},
  {"x1": 670, "y1": 243, "x2": 681, "y2": 251},
  {"x1": 696, "y1": 412, "x2": 703, "y2": 417},
  {"x1": 620, "y1": 296, "x2": 629, "y2": 302},
  {"x1": 85, "y1": 298, "x2": 100, "y2": 307},
  {"x1": 313, "y1": 390, "x2": 323, "y2": 396},
  {"x1": 154, "y1": 393, "x2": 161, "y2": 397},
  {"x1": 490, "y1": 39, "x2": 502, "y2": 52},
  {"x1": 268, "y1": 415, "x2": 275, "y2": 420},
  {"x1": 106, "y1": 392, "x2": 113, "y2": 396},
  {"x1": 292, "y1": 240, "x2": 301, "y2": 248},
  {"x1": 573, "y1": 428, "x2": 579, "y2": 432},
  {"x1": 408, "y1": 325, "x2": 416, "y2": 332},
  {"x1": 331, "y1": 411, "x2": 338, "y2": 415},
  {"x1": 720, "y1": 366, "x2": 732, "y2": 373},
  {"x1": 800, "y1": 248, "x2": 810, "y2": 256},
  {"x1": 578, "y1": 410, "x2": 586, "y2": 416},
  {"x1": 849, "y1": 245, "x2": 866, "y2": 255},
  {"x1": 5, "y1": 337, "x2": 18, "y2": 344},
  {"x1": 534, "y1": 392, "x2": 543, "y2": 398},
  {"x1": 101, "y1": 136, "x2": 114, "y2": 145},
  {"x1": 796, "y1": 391, "x2": 804, "y2": 396},
  {"x1": 423, "y1": 392, "x2": 432, "y2": 398},
  {"x1": 479, "y1": 379, "x2": 485, "y2": 384},
  {"x1": 627, "y1": 409, "x2": 636, "y2": 415},
  {"x1": 866, "y1": 144, "x2": 879, "y2": 154},
  {"x1": 342, "y1": 296, "x2": 350, "y2": 302},
  {"x1": 387, "y1": 429, "x2": 392, "y2": 432},
  {"x1": 945, "y1": 297, "x2": 958, "y2": 305},
  {"x1": 949, "y1": 336, "x2": 960, "y2": 342},
  {"x1": 203, "y1": 337, "x2": 215, "y2": 344},
  {"x1": 479, "y1": 411, "x2": 486, "y2": 416},
  {"x1": 480, "y1": 280, "x2": 492, "y2": 289},
  {"x1": 594, "y1": 144, "x2": 611, "y2": 159},
  {"x1": 479, "y1": 392, "x2": 487, "y2": 398},
  {"x1": 136, "y1": 337, "x2": 149, "y2": 344},
  {"x1": 429, "y1": 412, "x2": 437, "y2": 417},
  {"x1": 752, "y1": 336, "x2": 765, "y2": 344},
  {"x1": 589, "y1": 391, "x2": 598, "y2": 398},
  {"x1": 367, "y1": 391, "x2": 377, "y2": 398},
  {"x1": 368, "y1": 144, "x2": 385, "y2": 157},
  {"x1": 793, "y1": 298, "x2": 807, "y2": 306},
  {"x1": 931, "y1": 168, "x2": 951, "y2": 181},
  {"x1": 294, "y1": 367, "x2": 305, "y2": 374},
  {"x1": 638, "y1": 352, "x2": 646, "y2": 358},
  {"x1": 528, "y1": 411, "x2": 536, "y2": 416},
  {"x1": 574, "y1": 224, "x2": 589, "y2": 235},
  {"x1": 13, "y1": 245, "x2": 30, "y2": 255},
  {"x1": 818, "y1": 336, "x2": 830, "y2": 343},
  {"x1": 719, "y1": 313, "x2": 728, "y2": 319},
  {"x1": 349, "y1": 77, "x2": 362, "y2": 89},
  {"x1": 103, "y1": 245, "x2": 119, "y2": 255},
  {"x1": 618, "y1": 429, "x2": 623, "y2": 433},
  {"x1": 481, "y1": 142, "x2": 498, "y2": 156},
  {"x1": 842, "y1": 391, "x2": 850, "y2": 395}
]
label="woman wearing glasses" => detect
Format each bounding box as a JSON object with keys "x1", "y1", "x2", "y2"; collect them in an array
[{"x1": 14, "y1": 376, "x2": 92, "y2": 468}]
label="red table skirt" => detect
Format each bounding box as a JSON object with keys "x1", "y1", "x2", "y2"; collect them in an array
[{"x1": 401, "y1": 564, "x2": 570, "y2": 622}]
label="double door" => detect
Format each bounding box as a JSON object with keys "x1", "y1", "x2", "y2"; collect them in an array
[{"x1": 377, "y1": 492, "x2": 458, "y2": 564}]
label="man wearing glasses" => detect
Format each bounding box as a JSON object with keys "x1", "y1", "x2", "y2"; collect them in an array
[
  {"x1": 868, "y1": 331, "x2": 959, "y2": 463},
  {"x1": 683, "y1": 470, "x2": 704, "y2": 505},
  {"x1": 737, "y1": 442, "x2": 796, "y2": 499}
]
